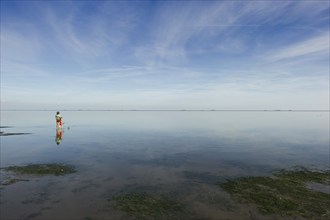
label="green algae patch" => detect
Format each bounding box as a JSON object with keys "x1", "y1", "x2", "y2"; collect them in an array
[
  {"x1": 3, "y1": 164, "x2": 76, "y2": 176},
  {"x1": 275, "y1": 168, "x2": 330, "y2": 184},
  {"x1": 113, "y1": 192, "x2": 184, "y2": 219},
  {"x1": 219, "y1": 169, "x2": 330, "y2": 219}
]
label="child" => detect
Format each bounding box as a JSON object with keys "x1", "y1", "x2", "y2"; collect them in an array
[{"x1": 55, "y1": 111, "x2": 63, "y2": 127}]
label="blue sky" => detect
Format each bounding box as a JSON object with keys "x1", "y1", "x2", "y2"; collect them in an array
[{"x1": 1, "y1": 0, "x2": 329, "y2": 110}]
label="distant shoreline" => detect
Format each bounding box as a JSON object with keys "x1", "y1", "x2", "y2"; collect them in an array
[{"x1": 1, "y1": 109, "x2": 329, "y2": 112}]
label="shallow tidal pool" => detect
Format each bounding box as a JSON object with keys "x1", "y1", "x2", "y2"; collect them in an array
[{"x1": 1, "y1": 111, "x2": 329, "y2": 219}]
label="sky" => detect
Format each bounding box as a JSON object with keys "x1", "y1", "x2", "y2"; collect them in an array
[{"x1": 1, "y1": 0, "x2": 329, "y2": 110}]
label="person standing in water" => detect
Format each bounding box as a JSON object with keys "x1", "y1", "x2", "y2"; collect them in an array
[{"x1": 55, "y1": 111, "x2": 63, "y2": 127}]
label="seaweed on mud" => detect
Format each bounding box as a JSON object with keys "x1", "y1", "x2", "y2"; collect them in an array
[
  {"x1": 113, "y1": 192, "x2": 184, "y2": 219},
  {"x1": 219, "y1": 168, "x2": 330, "y2": 219},
  {"x1": 2, "y1": 163, "x2": 76, "y2": 176}
]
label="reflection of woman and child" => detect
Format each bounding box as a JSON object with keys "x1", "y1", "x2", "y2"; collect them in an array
[{"x1": 55, "y1": 111, "x2": 63, "y2": 145}]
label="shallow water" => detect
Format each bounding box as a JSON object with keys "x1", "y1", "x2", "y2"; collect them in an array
[{"x1": 0, "y1": 111, "x2": 329, "y2": 220}]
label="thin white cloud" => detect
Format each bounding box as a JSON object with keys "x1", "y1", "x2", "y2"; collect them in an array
[
  {"x1": 1, "y1": 60, "x2": 52, "y2": 79},
  {"x1": 73, "y1": 65, "x2": 204, "y2": 88},
  {"x1": 1, "y1": 1, "x2": 329, "y2": 110},
  {"x1": 135, "y1": 1, "x2": 329, "y2": 65},
  {"x1": 0, "y1": 30, "x2": 43, "y2": 63},
  {"x1": 38, "y1": 2, "x2": 139, "y2": 67},
  {"x1": 266, "y1": 32, "x2": 329, "y2": 62}
]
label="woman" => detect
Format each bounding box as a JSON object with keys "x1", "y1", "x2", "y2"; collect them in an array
[{"x1": 55, "y1": 111, "x2": 63, "y2": 127}]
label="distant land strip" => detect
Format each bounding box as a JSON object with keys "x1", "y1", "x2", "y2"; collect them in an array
[{"x1": 1, "y1": 109, "x2": 329, "y2": 112}]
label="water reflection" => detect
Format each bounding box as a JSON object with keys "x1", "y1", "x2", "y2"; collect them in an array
[
  {"x1": 55, "y1": 127, "x2": 63, "y2": 145},
  {"x1": 0, "y1": 111, "x2": 329, "y2": 220}
]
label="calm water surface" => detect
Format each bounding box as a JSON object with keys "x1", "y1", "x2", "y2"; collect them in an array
[{"x1": 0, "y1": 111, "x2": 329, "y2": 220}]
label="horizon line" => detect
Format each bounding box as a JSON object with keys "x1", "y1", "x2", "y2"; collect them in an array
[{"x1": 1, "y1": 109, "x2": 329, "y2": 112}]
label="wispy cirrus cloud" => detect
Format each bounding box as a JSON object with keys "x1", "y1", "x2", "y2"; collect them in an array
[
  {"x1": 39, "y1": 2, "x2": 139, "y2": 67},
  {"x1": 0, "y1": 30, "x2": 43, "y2": 64},
  {"x1": 133, "y1": 1, "x2": 329, "y2": 66},
  {"x1": 1, "y1": 1, "x2": 329, "y2": 110},
  {"x1": 265, "y1": 32, "x2": 329, "y2": 62}
]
